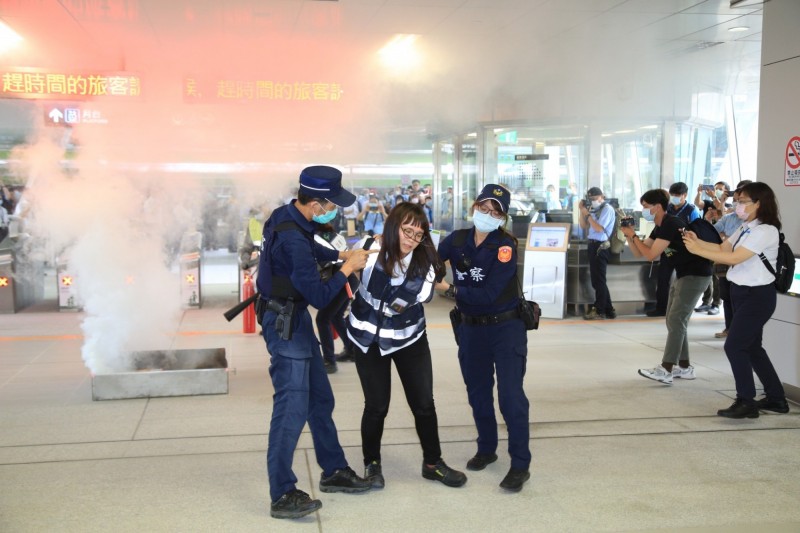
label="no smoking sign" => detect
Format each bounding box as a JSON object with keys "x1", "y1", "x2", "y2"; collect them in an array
[{"x1": 786, "y1": 136, "x2": 800, "y2": 186}]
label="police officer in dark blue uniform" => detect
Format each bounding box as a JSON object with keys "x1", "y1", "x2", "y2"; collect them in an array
[
  {"x1": 257, "y1": 166, "x2": 374, "y2": 519},
  {"x1": 437, "y1": 184, "x2": 531, "y2": 492}
]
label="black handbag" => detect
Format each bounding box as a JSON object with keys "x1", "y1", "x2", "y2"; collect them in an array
[
  {"x1": 515, "y1": 278, "x2": 541, "y2": 331},
  {"x1": 518, "y1": 299, "x2": 541, "y2": 331}
]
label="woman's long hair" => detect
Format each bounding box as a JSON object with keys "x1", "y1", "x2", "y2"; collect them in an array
[
  {"x1": 379, "y1": 203, "x2": 445, "y2": 281},
  {"x1": 741, "y1": 182, "x2": 781, "y2": 230}
]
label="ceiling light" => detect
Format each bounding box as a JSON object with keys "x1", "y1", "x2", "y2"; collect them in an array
[
  {"x1": 378, "y1": 35, "x2": 421, "y2": 73},
  {"x1": 640, "y1": 125, "x2": 659, "y2": 130},
  {"x1": 728, "y1": 26, "x2": 750, "y2": 32},
  {"x1": 0, "y1": 20, "x2": 23, "y2": 54},
  {"x1": 614, "y1": 130, "x2": 636, "y2": 134}
]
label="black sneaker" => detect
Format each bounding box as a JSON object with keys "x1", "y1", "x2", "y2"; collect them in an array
[
  {"x1": 422, "y1": 460, "x2": 467, "y2": 487},
  {"x1": 606, "y1": 308, "x2": 617, "y2": 319},
  {"x1": 646, "y1": 309, "x2": 666, "y2": 317},
  {"x1": 707, "y1": 305, "x2": 720, "y2": 315},
  {"x1": 717, "y1": 398, "x2": 759, "y2": 419},
  {"x1": 270, "y1": 489, "x2": 321, "y2": 519},
  {"x1": 323, "y1": 359, "x2": 338, "y2": 374},
  {"x1": 335, "y1": 346, "x2": 356, "y2": 362},
  {"x1": 499, "y1": 468, "x2": 530, "y2": 492},
  {"x1": 694, "y1": 304, "x2": 711, "y2": 313},
  {"x1": 365, "y1": 461, "x2": 385, "y2": 489},
  {"x1": 756, "y1": 397, "x2": 790, "y2": 414},
  {"x1": 466, "y1": 453, "x2": 498, "y2": 471},
  {"x1": 319, "y1": 466, "x2": 371, "y2": 493}
]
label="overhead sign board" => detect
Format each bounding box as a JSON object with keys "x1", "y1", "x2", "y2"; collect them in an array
[
  {"x1": 44, "y1": 105, "x2": 109, "y2": 127},
  {"x1": 514, "y1": 154, "x2": 550, "y2": 161},
  {"x1": 183, "y1": 76, "x2": 343, "y2": 104},
  {"x1": 1, "y1": 68, "x2": 141, "y2": 100}
]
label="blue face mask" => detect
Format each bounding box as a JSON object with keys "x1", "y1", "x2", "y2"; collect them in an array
[
  {"x1": 312, "y1": 204, "x2": 338, "y2": 224},
  {"x1": 642, "y1": 207, "x2": 655, "y2": 222},
  {"x1": 669, "y1": 196, "x2": 682, "y2": 206},
  {"x1": 473, "y1": 211, "x2": 503, "y2": 233}
]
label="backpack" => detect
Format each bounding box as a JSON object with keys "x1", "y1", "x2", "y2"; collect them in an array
[
  {"x1": 609, "y1": 208, "x2": 626, "y2": 254},
  {"x1": 596, "y1": 204, "x2": 626, "y2": 254},
  {"x1": 759, "y1": 232, "x2": 796, "y2": 293},
  {"x1": 687, "y1": 218, "x2": 722, "y2": 246}
]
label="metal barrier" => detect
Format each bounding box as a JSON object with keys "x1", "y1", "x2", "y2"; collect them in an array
[{"x1": 179, "y1": 231, "x2": 203, "y2": 308}]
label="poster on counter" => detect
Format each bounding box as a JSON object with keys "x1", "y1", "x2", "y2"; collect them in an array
[{"x1": 785, "y1": 136, "x2": 800, "y2": 186}]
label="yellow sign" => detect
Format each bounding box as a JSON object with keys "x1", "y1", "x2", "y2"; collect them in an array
[
  {"x1": 184, "y1": 77, "x2": 342, "y2": 103},
  {"x1": 1, "y1": 68, "x2": 142, "y2": 100}
]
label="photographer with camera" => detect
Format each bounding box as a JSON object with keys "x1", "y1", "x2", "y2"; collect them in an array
[
  {"x1": 257, "y1": 166, "x2": 376, "y2": 519},
  {"x1": 621, "y1": 189, "x2": 712, "y2": 385},
  {"x1": 357, "y1": 193, "x2": 387, "y2": 236},
  {"x1": 578, "y1": 187, "x2": 617, "y2": 320}
]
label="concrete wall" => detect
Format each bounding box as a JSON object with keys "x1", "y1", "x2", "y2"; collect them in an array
[{"x1": 759, "y1": 0, "x2": 800, "y2": 400}]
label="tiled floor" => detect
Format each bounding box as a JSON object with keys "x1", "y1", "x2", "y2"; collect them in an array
[{"x1": 2, "y1": 291, "x2": 799, "y2": 532}]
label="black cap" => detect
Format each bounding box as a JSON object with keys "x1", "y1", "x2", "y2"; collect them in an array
[
  {"x1": 587, "y1": 187, "x2": 603, "y2": 197},
  {"x1": 476, "y1": 184, "x2": 511, "y2": 213},
  {"x1": 298, "y1": 165, "x2": 356, "y2": 207}
]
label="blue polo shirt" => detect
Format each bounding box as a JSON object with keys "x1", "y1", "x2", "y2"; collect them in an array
[
  {"x1": 256, "y1": 201, "x2": 346, "y2": 312},
  {"x1": 587, "y1": 203, "x2": 615, "y2": 241}
]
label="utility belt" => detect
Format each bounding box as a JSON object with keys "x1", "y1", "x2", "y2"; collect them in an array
[
  {"x1": 461, "y1": 308, "x2": 521, "y2": 326},
  {"x1": 255, "y1": 297, "x2": 297, "y2": 340}
]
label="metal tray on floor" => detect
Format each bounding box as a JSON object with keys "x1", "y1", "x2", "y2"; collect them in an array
[{"x1": 91, "y1": 348, "x2": 228, "y2": 401}]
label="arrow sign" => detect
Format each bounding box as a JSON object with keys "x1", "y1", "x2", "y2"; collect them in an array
[{"x1": 48, "y1": 108, "x2": 63, "y2": 123}]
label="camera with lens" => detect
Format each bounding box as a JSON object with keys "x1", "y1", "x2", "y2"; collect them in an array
[
  {"x1": 580, "y1": 196, "x2": 592, "y2": 209},
  {"x1": 620, "y1": 216, "x2": 635, "y2": 228}
]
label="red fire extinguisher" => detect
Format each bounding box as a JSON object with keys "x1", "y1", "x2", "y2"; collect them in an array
[{"x1": 242, "y1": 272, "x2": 256, "y2": 334}]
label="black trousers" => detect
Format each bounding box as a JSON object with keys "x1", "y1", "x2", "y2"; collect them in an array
[
  {"x1": 315, "y1": 287, "x2": 353, "y2": 362},
  {"x1": 588, "y1": 241, "x2": 613, "y2": 314},
  {"x1": 354, "y1": 333, "x2": 442, "y2": 465},
  {"x1": 719, "y1": 276, "x2": 732, "y2": 330},
  {"x1": 725, "y1": 283, "x2": 785, "y2": 401}
]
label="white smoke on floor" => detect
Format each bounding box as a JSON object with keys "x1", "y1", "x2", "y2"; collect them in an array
[{"x1": 14, "y1": 129, "x2": 204, "y2": 374}]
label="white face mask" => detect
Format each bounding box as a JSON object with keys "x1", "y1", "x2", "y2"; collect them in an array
[
  {"x1": 473, "y1": 211, "x2": 503, "y2": 233},
  {"x1": 591, "y1": 200, "x2": 602, "y2": 209},
  {"x1": 714, "y1": 189, "x2": 725, "y2": 200}
]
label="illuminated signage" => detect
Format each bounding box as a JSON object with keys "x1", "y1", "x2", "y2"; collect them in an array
[
  {"x1": 1, "y1": 68, "x2": 142, "y2": 100},
  {"x1": 44, "y1": 105, "x2": 109, "y2": 127},
  {"x1": 184, "y1": 77, "x2": 343, "y2": 103}
]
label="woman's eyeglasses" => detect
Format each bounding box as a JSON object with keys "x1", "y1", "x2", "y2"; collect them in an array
[
  {"x1": 475, "y1": 203, "x2": 505, "y2": 219},
  {"x1": 401, "y1": 227, "x2": 426, "y2": 243}
]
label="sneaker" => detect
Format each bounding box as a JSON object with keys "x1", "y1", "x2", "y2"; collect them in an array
[
  {"x1": 365, "y1": 461, "x2": 385, "y2": 489},
  {"x1": 606, "y1": 308, "x2": 617, "y2": 319},
  {"x1": 717, "y1": 398, "x2": 759, "y2": 419},
  {"x1": 638, "y1": 365, "x2": 673, "y2": 385},
  {"x1": 466, "y1": 453, "x2": 498, "y2": 471},
  {"x1": 422, "y1": 460, "x2": 467, "y2": 487},
  {"x1": 335, "y1": 346, "x2": 356, "y2": 362},
  {"x1": 324, "y1": 359, "x2": 338, "y2": 374},
  {"x1": 499, "y1": 468, "x2": 530, "y2": 492},
  {"x1": 270, "y1": 489, "x2": 322, "y2": 519},
  {"x1": 694, "y1": 304, "x2": 711, "y2": 313},
  {"x1": 319, "y1": 466, "x2": 371, "y2": 493},
  {"x1": 646, "y1": 309, "x2": 666, "y2": 317},
  {"x1": 714, "y1": 329, "x2": 728, "y2": 338},
  {"x1": 755, "y1": 396, "x2": 790, "y2": 414},
  {"x1": 672, "y1": 365, "x2": 696, "y2": 380},
  {"x1": 583, "y1": 308, "x2": 606, "y2": 320},
  {"x1": 707, "y1": 305, "x2": 720, "y2": 315}
]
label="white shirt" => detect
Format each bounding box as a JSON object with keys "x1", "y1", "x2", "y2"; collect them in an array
[{"x1": 726, "y1": 219, "x2": 779, "y2": 287}]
